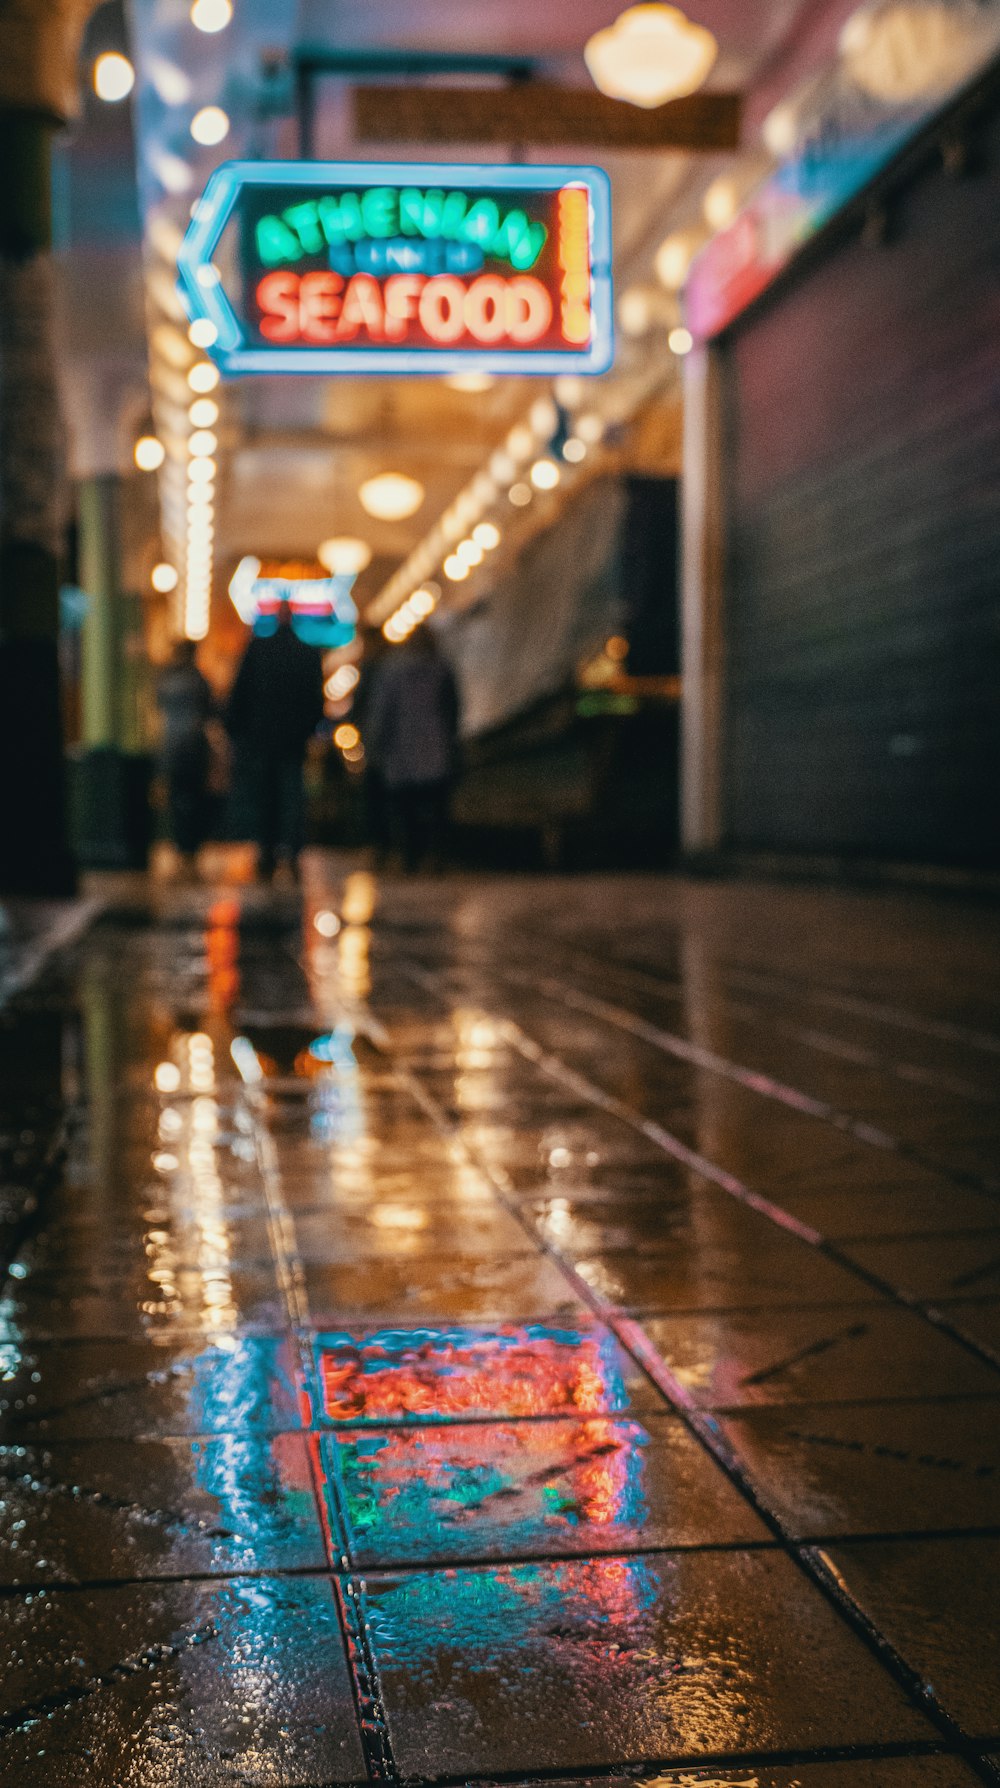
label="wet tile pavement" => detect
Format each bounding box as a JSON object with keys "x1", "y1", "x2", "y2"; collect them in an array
[{"x1": 1, "y1": 865, "x2": 999, "y2": 1784}]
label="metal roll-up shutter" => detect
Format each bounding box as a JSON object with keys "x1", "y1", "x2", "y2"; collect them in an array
[{"x1": 721, "y1": 94, "x2": 1000, "y2": 868}]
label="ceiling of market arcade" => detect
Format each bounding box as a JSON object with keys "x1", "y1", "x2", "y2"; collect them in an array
[{"x1": 58, "y1": 0, "x2": 861, "y2": 636}]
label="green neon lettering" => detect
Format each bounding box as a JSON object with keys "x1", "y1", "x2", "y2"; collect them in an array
[
  {"x1": 440, "y1": 191, "x2": 469, "y2": 239},
  {"x1": 418, "y1": 190, "x2": 445, "y2": 239},
  {"x1": 316, "y1": 195, "x2": 346, "y2": 244},
  {"x1": 361, "y1": 186, "x2": 398, "y2": 238},
  {"x1": 399, "y1": 188, "x2": 424, "y2": 235},
  {"x1": 493, "y1": 209, "x2": 547, "y2": 270},
  {"x1": 461, "y1": 198, "x2": 499, "y2": 247},
  {"x1": 256, "y1": 215, "x2": 301, "y2": 266},
  {"x1": 340, "y1": 193, "x2": 365, "y2": 241},
  {"x1": 255, "y1": 186, "x2": 550, "y2": 270},
  {"x1": 283, "y1": 200, "x2": 324, "y2": 254}
]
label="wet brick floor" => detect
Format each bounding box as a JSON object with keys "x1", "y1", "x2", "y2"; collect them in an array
[{"x1": 1, "y1": 864, "x2": 999, "y2": 1785}]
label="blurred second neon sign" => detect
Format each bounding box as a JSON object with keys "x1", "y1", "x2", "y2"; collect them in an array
[{"x1": 177, "y1": 161, "x2": 613, "y2": 376}]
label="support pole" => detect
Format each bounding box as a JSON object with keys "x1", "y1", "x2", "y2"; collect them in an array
[
  {"x1": 79, "y1": 474, "x2": 122, "y2": 749},
  {"x1": 679, "y1": 342, "x2": 726, "y2": 859},
  {"x1": 0, "y1": 108, "x2": 74, "y2": 894}
]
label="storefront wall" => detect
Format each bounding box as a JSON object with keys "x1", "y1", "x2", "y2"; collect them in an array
[{"x1": 718, "y1": 92, "x2": 1000, "y2": 868}]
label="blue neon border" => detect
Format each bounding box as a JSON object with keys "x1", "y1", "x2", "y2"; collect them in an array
[{"x1": 176, "y1": 159, "x2": 614, "y2": 377}]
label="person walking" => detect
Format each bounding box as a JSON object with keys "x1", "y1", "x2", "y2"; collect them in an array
[
  {"x1": 352, "y1": 627, "x2": 392, "y2": 864},
  {"x1": 225, "y1": 600, "x2": 325, "y2": 881},
  {"x1": 156, "y1": 639, "x2": 214, "y2": 874},
  {"x1": 366, "y1": 627, "x2": 460, "y2": 872}
]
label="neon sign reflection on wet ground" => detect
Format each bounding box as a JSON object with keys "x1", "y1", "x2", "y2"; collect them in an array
[
  {"x1": 313, "y1": 1322, "x2": 640, "y2": 1424},
  {"x1": 325, "y1": 1415, "x2": 648, "y2": 1566}
]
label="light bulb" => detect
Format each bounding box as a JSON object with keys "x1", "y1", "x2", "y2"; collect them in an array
[
  {"x1": 191, "y1": 106, "x2": 230, "y2": 147},
  {"x1": 94, "y1": 53, "x2": 135, "y2": 103},
  {"x1": 530, "y1": 458, "x2": 560, "y2": 491},
  {"x1": 188, "y1": 318, "x2": 219, "y2": 348},
  {"x1": 188, "y1": 362, "x2": 220, "y2": 392},
  {"x1": 191, "y1": 0, "x2": 233, "y2": 31},
  {"x1": 134, "y1": 435, "x2": 165, "y2": 472}
]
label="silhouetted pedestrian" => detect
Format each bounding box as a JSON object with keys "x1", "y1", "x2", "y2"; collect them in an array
[
  {"x1": 366, "y1": 627, "x2": 460, "y2": 871},
  {"x1": 225, "y1": 601, "x2": 325, "y2": 880},
  {"x1": 352, "y1": 627, "x2": 392, "y2": 863},
  {"x1": 156, "y1": 640, "x2": 213, "y2": 870}
]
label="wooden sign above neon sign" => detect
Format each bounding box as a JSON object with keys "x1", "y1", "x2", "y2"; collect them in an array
[{"x1": 177, "y1": 161, "x2": 613, "y2": 377}]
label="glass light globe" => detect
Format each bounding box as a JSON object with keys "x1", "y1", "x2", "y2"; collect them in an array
[{"x1": 358, "y1": 473, "x2": 425, "y2": 521}]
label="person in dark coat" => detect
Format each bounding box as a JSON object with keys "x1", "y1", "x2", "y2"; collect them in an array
[
  {"x1": 351, "y1": 627, "x2": 392, "y2": 863},
  {"x1": 365, "y1": 626, "x2": 460, "y2": 871},
  {"x1": 156, "y1": 639, "x2": 214, "y2": 869},
  {"x1": 225, "y1": 601, "x2": 325, "y2": 880}
]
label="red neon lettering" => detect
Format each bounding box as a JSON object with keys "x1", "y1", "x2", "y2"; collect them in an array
[
  {"x1": 419, "y1": 275, "x2": 467, "y2": 343},
  {"x1": 300, "y1": 271, "x2": 344, "y2": 343},
  {"x1": 506, "y1": 277, "x2": 553, "y2": 344},
  {"x1": 258, "y1": 269, "x2": 555, "y2": 350},
  {"x1": 337, "y1": 274, "x2": 385, "y2": 341},
  {"x1": 384, "y1": 274, "x2": 424, "y2": 341},
  {"x1": 463, "y1": 275, "x2": 508, "y2": 344},
  {"x1": 257, "y1": 272, "x2": 301, "y2": 343}
]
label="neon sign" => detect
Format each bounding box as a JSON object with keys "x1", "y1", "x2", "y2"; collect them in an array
[
  {"x1": 229, "y1": 555, "x2": 358, "y2": 648},
  {"x1": 177, "y1": 161, "x2": 613, "y2": 376}
]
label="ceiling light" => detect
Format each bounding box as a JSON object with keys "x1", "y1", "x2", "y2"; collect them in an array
[
  {"x1": 618, "y1": 287, "x2": 655, "y2": 337},
  {"x1": 191, "y1": 0, "x2": 233, "y2": 31},
  {"x1": 457, "y1": 539, "x2": 484, "y2": 567},
  {"x1": 489, "y1": 450, "x2": 516, "y2": 484},
  {"x1": 94, "y1": 53, "x2": 135, "y2": 103},
  {"x1": 655, "y1": 229, "x2": 702, "y2": 291},
  {"x1": 530, "y1": 458, "x2": 560, "y2": 490},
  {"x1": 152, "y1": 151, "x2": 193, "y2": 195},
  {"x1": 188, "y1": 318, "x2": 219, "y2": 349},
  {"x1": 188, "y1": 429, "x2": 218, "y2": 458},
  {"x1": 445, "y1": 370, "x2": 495, "y2": 393},
  {"x1": 576, "y1": 412, "x2": 605, "y2": 444},
  {"x1": 134, "y1": 435, "x2": 165, "y2": 472},
  {"x1": 473, "y1": 522, "x2": 501, "y2": 550},
  {"x1": 472, "y1": 472, "x2": 497, "y2": 506},
  {"x1": 563, "y1": 437, "x2": 587, "y2": 463},
  {"x1": 584, "y1": 5, "x2": 717, "y2": 108},
  {"x1": 703, "y1": 175, "x2": 741, "y2": 231},
  {"x1": 188, "y1": 458, "x2": 216, "y2": 483},
  {"x1": 151, "y1": 562, "x2": 179, "y2": 593},
  {"x1": 410, "y1": 588, "x2": 438, "y2": 616},
  {"x1": 443, "y1": 554, "x2": 470, "y2": 581},
  {"x1": 506, "y1": 424, "x2": 534, "y2": 461},
  {"x1": 554, "y1": 375, "x2": 584, "y2": 408},
  {"x1": 359, "y1": 472, "x2": 424, "y2": 521},
  {"x1": 761, "y1": 100, "x2": 798, "y2": 158},
  {"x1": 509, "y1": 482, "x2": 532, "y2": 507},
  {"x1": 188, "y1": 362, "x2": 220, "y2": 392},
  {"x1": 668, "y1": 325, "x2": 694, "y2": 355},
  {"x1": 318, "y1": 536, "x2": 372, "y2": 575},
  {"x1": 191, "y1": 106, "x2": 230, "y2": 147},
  {"x1": 189, "y1": 398, "x2": 219, "y2": 427},
  {"x1": 530, "y1": 396, "x2": 558, "y2": 438},
  {"x1": 840, "y1": 3, "x2": 974, "y2": 102}
]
